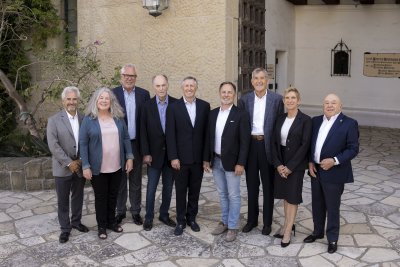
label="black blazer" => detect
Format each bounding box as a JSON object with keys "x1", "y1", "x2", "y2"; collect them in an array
[
  {"x1": 140, "y1": 95, "x2": 177, "y2": 168},
  {"x1": 204, "y1": 105, "x2": 251, "y2": 171},
  {"x1": 112, "y1": 85, "x2": 150, "y2": 154},
  {"x1": 166, "y1": 97, "x2": 210, "y2": 165},
  {"x1": 271, "y1": 110, "x2": 312, "y2": 172}
]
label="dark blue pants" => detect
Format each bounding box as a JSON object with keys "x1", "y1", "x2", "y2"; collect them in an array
[
  {"x1": 145, "y1": 159, "x2": 174, "y2": 221},
  {"x1": 311, "y1": 175, "x2": 344, "y2": 242}
]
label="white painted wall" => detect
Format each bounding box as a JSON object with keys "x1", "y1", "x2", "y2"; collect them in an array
[
  {"x1": 293, "y1": 5, "x2": 400, "y2": 128},
  {"x1": 265, "y1": 0, "x2": 295, "y2": 95}
]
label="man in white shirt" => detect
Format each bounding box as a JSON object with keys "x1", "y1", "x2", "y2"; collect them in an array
[
  {"x1": 166, "y1": 76, "x2": 210, "y2": 236},
  {"x1": 47, "y1": 86, "x2": 89, "y2": 243},
  {"x1": 238, "y1": 68, "x2": 284, "y2": 235},
  {"x1": 204, "y1": 82, "x2": 250, "y2": 242},
  {"x1": 304, "y1": 94, "x2": 359, "y2": 254}
]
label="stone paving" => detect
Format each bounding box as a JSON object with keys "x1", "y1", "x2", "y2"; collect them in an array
[{"x1": 0, "y1": 126, "x2": 399, "y2": 267}]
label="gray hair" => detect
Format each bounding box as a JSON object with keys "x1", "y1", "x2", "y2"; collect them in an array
[
  {"x1": 181, "y1": 76, "x2": 198, "y2": 88},
  {"x1": 152, "y1": 74, "x2": 169, "y2": 84},
  {"x1": 85, "y1": 87, "x2": 125, "y2": 119},
  {"x1": 61, "y1": 86, "x2": 80, "y2": 100},
  {"x1": 251, "y1": 68, "x2": 268, "y2": 80},
  {"x1": 120, "y1": 63, "x2": 137, "y2": 75}
]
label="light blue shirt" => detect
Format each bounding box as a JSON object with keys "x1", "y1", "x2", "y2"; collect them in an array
[
  {"x1": 184, "y1": 97, "x2": 196, "y2": 127},
  {"x1": 156, "y1": 95, "x2": 169, "y2": 133},
  {"x1": 123, "y1": 88, "x2": 136, "y2": 139}
]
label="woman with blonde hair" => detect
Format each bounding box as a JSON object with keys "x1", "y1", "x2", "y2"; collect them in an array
[
  {"x1": 271, "y1": 87, "x2": 312, "y2": 247},
  {"x1": 80, "y1": 87, "x2": 133, "y2": 239}
]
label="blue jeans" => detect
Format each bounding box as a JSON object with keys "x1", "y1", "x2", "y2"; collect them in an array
[
  {"x1": 145, "y1": 161, "x2": 174, "y2": 221},
  {"x1": 212, "y1": 157, "x2": 241, "y2": 229}
]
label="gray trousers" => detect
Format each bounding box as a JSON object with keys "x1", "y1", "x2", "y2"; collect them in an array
[
  {"x1": 116, "y1": 139, "x2": 143, "y2": 215},
  {"x1": 55, "y1": 173, "x2": 86, "y2": 233}
]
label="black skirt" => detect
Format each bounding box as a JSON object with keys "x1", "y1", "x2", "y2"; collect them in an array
[{"x1": 273, "y1": 146, "x2": 305, "y2": 204}]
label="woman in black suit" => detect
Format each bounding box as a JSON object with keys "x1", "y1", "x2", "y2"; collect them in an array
[{"x1": 271, "y1": 87, "x2": 312, "y2": 247}]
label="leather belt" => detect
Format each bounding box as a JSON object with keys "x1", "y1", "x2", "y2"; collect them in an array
[{"x1": 251, "y1": 135, "x2": 264, "y2": 141}]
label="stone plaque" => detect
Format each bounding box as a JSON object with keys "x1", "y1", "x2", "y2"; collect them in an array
[
  {"x1": 266, "y1": 64, "x2": 275, "y2": 79},
  {"x1": 364, "y1": 53, "x2": 400, "y2": 78}
]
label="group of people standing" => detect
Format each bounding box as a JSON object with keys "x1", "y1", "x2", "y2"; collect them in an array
[{"x1": 47, "y1": 65, "x2": 359, "y2": 254}]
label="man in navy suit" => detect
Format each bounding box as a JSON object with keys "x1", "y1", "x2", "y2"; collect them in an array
[
  {"x1": 166, "y1": 76, "x2": 210, "y2": 236},
  {"x1": 113, "y1": 64, "x2": 150, "y2": 225},
  {"x1": 238, "y1": 67, "x2": 284, "y2": 235},
  {"x1": 304, "y1": 94, "x2": 359, "y2": 254},
  {"x1": 204, "y1": 81, "x2": 250, "y2": 242},
  {"x1": 140, "y1": 74, "x2": 177, "y2": 231}
]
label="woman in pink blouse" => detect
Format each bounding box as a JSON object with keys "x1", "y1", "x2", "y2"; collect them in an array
[{"x1": 80, "y1": 87, "x2": 133, "y2": 239}]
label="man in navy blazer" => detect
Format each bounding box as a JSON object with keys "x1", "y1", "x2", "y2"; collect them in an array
[
  {"x1": 166, "y1": 76, "x2": 210, "y2": 236},
  {"x1": 304, "y1": 94, "x2": 359, "y2": 254},
  {"x1": 204, "y1": 81, "x2": 250, "y2": 242},
  {"x1": 140, "y1": 74, "x2": 177, "y2": 231},
  {"x1": 113, "y1": 63, "x2": 150, "y2": 225},
  {"x1": 238, "y1": 67, "x2": 284, "y2": 235}
]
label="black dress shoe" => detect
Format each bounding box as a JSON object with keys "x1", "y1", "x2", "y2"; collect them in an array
[
  {"x1": 261, "y1": 225, "x2": 272, "y2": 236},
  {"x1": 174, "y1": 224, "x2": 186, "y2": 236},
  {"x1": 187, "y1": 221, "x2": 200, "y2": 232},
  {"x1": 273, "y1": 233, "x2": 284, "y2": 238},
  {"x1": 72, "y1": 223, "x2": 89, "y2": 233},
  {"x1": 328, "y1": 242, "x2": 338, "y2": 254},
  {"x1": 159, "y1": 217, "x2": 176, "y2": 227},
  {"x1": 303, "y1": 234, "x2": 324, "y2": 243},
  {"x1": 132, "y1": 214, "x2": 143, "y2": 225},
  {"x1": 143, "y1": 220, "x2": 153, "y2": 231},
  {"x1": 116, "y1": 213, "x2": 126, "y2": 224},
  {"x1": 59, "y1": 232, "x2": 70, "y2": 243},
  {"x1": 242, "y1": 222, "x2": 257, "y2": 233},
  {"x1": 281, "y1": 239, "x2": 291, "y2": 248}
]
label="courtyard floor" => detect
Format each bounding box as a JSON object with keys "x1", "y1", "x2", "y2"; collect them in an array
[{"x1": 0, "y1": 126, "x2": 399, "y2": 266}]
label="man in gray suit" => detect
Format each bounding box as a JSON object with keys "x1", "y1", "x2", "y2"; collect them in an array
[
  {"x1": 238, "y1": 68, "x2": 284, "y2": 235},
  {"x1": 47, "y1": 86, "x2": 89, "y2": 243}
]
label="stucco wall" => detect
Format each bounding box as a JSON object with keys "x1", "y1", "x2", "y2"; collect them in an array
[
  {"x1": 265, "y1": 0, "x2": 296, "y2": 94},
  {"x1": 293, "y1": 5, "x2": 400, "y2": 128},
  {"x1": 77, "y1": 0, "x2": 238, "y2": 109}
]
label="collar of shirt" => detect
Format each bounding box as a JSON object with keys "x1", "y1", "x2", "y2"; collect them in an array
[
  {"x1": 183, "y1": 96, "x2": 196, "y2": 104},
  {"x1": 219, "y1": 104, "x2": 233, "y2": 112},
  {"x1": 156, "y1": 95, "x2": 168, "y2": 105},
  {"x1": 255, "y1": 91, "x2": 267, "y2": 100},
  {"x1": 123, "y1": 87, "x2": 135, "y2": 94},
  {"x1": 323, "y1": 112, "x2": 340, "y2": 123},
  {"x1": 66, "y1": 111, "x2": 77, "y2": 120}
]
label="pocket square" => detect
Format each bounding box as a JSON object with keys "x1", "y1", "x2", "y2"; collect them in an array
[{"x1": 230, "y1": 120, "x2": 235, "y2": 122}]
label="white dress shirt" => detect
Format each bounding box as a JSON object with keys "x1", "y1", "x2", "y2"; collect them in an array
[
  {"x1": 314, "y1": 113, "x2": 340, "y2": 163},
  {"x1": 67, "y1": 111, "x2": 79, "y2": 154},
  {"x1": 184, "y1": 97, "x2": 196, "y2": 127},
  {"x1": 280, "y1": 117, "x2": 295, "y2": 146},
  {"x1": 252, "y1": 92, "x2": 266, "y2": 135},
  {"x1": 214, "y1": 105, "x2": 232, "y2": 155}
]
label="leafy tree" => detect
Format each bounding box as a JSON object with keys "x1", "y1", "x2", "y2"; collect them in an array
[
  {"x1": 0, "y1": 0, "x2": 118, "y2": 156},
  {"x1": 0, "y1": 0, "x2": 60, "y2": 138}
]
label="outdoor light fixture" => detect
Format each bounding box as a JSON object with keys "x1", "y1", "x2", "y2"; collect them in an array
[{"x1": 142, "y1": 0, "x2": 169, "y2": 17}]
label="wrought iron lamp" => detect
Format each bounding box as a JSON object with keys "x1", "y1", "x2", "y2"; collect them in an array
[{"x1": 142, "y1": 0, "x2": 169, "y2": 17}]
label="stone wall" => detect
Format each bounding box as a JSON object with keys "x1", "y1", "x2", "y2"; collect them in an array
[{"x1": 0, "y1": 157, "x2": 54, "y2": 191}]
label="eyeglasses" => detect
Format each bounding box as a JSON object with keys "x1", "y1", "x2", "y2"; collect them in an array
[{"x1": 122, "y1": 74, "x2": 137, "y2": 79}]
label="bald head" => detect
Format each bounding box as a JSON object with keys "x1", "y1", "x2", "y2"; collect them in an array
[{"x1": 323, "y1": 94, "x2": 342, "y2": 119}]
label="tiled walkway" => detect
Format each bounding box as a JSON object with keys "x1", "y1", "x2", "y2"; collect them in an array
[{"x1": 0, "y1": 126, "x2": 399, "y2": 266}]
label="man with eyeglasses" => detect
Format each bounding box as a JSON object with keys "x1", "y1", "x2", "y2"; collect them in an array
[{"x1": 113, "y1": 63, "x2": 150, "y2": 225}]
